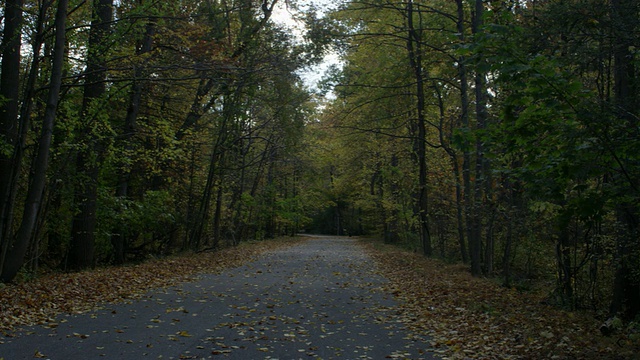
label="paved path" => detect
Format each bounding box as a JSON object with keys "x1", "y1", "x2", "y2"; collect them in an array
[{"x1": 1, "y1": 236, "x2": 433, "y2": 359}]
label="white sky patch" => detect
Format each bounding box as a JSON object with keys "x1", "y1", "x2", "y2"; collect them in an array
[
  {"x1": 270, "y1": 0, "x2": 344, "y2": 95},
  {"x1": 270, "y1": 1, "x2": 306, "y2": 42}
]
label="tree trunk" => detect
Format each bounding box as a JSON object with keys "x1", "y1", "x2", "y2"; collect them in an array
[
  {"x1": 406, "y1": 0, "x2": 431, "y2": 256},
  {"x1": 455, "y1": 0, "x2": 474, "y2": 267},
  {"x1": 190, "y1": 151, "x2": 221, "y2": 249},
  {"x1": 68, "y1": 0, "x2": 113, "y2": 270},
  {"x1": 0, "y1": 0, "x2": 23, "y2": 188},
  {"x1": 557, "y1": 225, "x2": 574, "y2": 307},
  {"x1": 0, "y1": 0, "x2": 51, "y2": 273},
  {"x1": 265, "y1": 161, "x2": 277, "y2": 239},
  {"x1": 232, "y1": 137, "x2": 263, "y2": 243},
  {"x1": 111, "y1": 20, "x2": 156, "y2": 265},
  {"x1": 484, "y1": 210, "x2": 495, "y2": 275},
  {"x1": 453, "y1": 158, "x2": 468, "y2": 263},
  {"x1": 503, "y1": 217, "x2": 513, "y2": 288},
  {"x1": 469, "y1": 0, "x2": 488, "y2": 276},
  {"x1": 212, "y1": 183, "x2": 224, "y2": 248},
  {"x1": 228, "y1": 134, "x2": 253, "y2": 245},
  {"x1": 1, "y1": 0, "x2": 68, "y2": 282},
  {"x1": 68, "y1": 155, "x2": 99, "y2": 270},
  {"x1": 0, "y1": 0, "x2": 24, "y2": 273},
  {"x1": 608, "y1": 0, "x2": 640, "y2": 320},
  {"x1": 502, "y1": 178, "x2": 518, "y2": 288},
  {"x1": 387, "y1": 154, "x2": 400, "y2": 243}
]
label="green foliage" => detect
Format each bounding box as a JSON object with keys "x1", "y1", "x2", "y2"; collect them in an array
[
  {"x1": 97, "y1": 189, "x2": 176, "y2": 255},
  {"x1": 0, "y1": 135, "x2": 13, "y2": 157}
]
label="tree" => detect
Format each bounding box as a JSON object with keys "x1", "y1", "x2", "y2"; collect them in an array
[
  {"x1": 1, "y1": 0, "x2": 69, "y2": 282},
  {"x1": 110, "y1": 16, "x2": 156, "y2": 265},
  {"x1": 0, "y1": 0, "x2": 317, "y2": 279},
  {"x1": 0, "y1": 0, "x2": 24, "y2": 274},
  {"x1": 608, "y1": 0, "x2": 639, "y2": 320},
  {"x1": 68, "y1": 0, "x2": 114, "y2": 270},
  {"x1": 406, "y1": 0, "x2": 432, "y2": 256}
]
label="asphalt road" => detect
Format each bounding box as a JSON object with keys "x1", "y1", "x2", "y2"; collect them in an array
[{"x1": 0, "y1": 236, "x2": 434, "y2": 359}]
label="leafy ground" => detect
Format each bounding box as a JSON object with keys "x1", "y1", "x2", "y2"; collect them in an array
[
  {"x1": 1, "y1": 236, "x2": 638, "y2": 359},
  {"x1": 363, "y1": 240, "x2": 640, "y2": 360}
]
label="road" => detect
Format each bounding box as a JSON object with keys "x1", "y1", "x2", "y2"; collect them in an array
[{"x1": 1, "y1": 236, "x2": 433, "y2": 359}]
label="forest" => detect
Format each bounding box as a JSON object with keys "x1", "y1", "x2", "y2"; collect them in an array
[{"x1": 0, "y1": 0, "x2": 638, "y2": 340}]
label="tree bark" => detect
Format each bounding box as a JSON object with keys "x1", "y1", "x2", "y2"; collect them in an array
[
  {"x1": 387, "y1": 154, "x2": 400, "y2": 244},
  {"x1": 455, "y1": 0, "x2": 473, "y2": 267},
  {"x1": 1, "y1": 0, "x2": 68, "y2": 282},
  {"x1": 0, "y1": 0, "x2": 51, "y2": 273},
  {"x1": 609, "y1": 0, "x2": 640, "y2": 320},
  {"x1": 0, "y1": 0, "x2": 24, "y2": 273},
  {"x1": 0, "y1": 0, "x2": 23, "y2": 176},
  {"x1": 557, "y1": 225, "x2": 574, "y2": 307},
  {"x1": 469, "y1": 0, "x2": 487, "y2": 276},
  {"x1": 406, "y1": 0, "x2": 431, "y2": 256},
  {"x1": 212, "y1": 182, "x2": 224, "y2": 248},
  {"x1": 188, "y1": 95, "x2": 235, "y2": 248},
  {"x1": 68, "y1": 0, "x2": 114, "y2": 270}
]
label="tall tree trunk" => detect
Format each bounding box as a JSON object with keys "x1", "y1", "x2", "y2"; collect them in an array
[
  {"x1": 189, "y1": 97, "x2": 236, "y2": 248},
  {"x1": 190, "y1": 150, "x2": 221, "y2": 249},
  {"x1": 372, "y1": 161, "x2": 388, "y2": 242},
  {"x1": 469, "y1": 0, "x2": 487, "y2": 276},
  {"x1": 502, "y1": 177, "x2": 519, "y2": 288},
  {"x1": 265, "y1": 160, "x2": 277, "y2": 239},
  {"x1": 609, "y1": 0, "x2": 640, "y2": 320},
  {"x1": 1, "y1": 0, "x2": 68, "y2": 282},
  {"x1": 0, "y1": 0, "x2": 24, "y2": 273},
  {"x1": 387, "y1": 154, "x2": 400, "y2": 244},
  {"x1": 0, "y1": 0, "x2": 51, "y2": 273},
  {"x1": 450, "y1": 152, "x2": 468, "y2": 263},
  {"x1": 211, "y1": 182, "x2": 224, "y2": 248},
  {"x1": 230, "y1": 137, "x2": 252, "y2": 244},
  {"x1": 455, "y1": 0, "x2": 473, "y2": 266},
  {"x1": 503, "y1": 217, "x2": 513, "y2": 288},
  {"x1": 228, "y1": 135, "x2": 253, "y2": 245},
  {"x1": 557, "y1": 224, "x2": 574, "y2": 307},
  {"x1": 406, "y1": 0, "x2": 431, "y2": 256},
  {"x1": 110, "y1": 20, "x2": 156, "y2": 265},
  {"x1": 0, "y1": 0, "x2": 23, "y2": 181},
  {"x1": 484, "y1": 209, "x2": 495, "y2": 275},
  {"x1": 244, "y1": 145, "x2": 270, "y2": 240},
  {"x1": 291, "y1": 169, "x2": 299, "y2": 236},
  {"x1": 68, "y1": 0, "x2": 114, "y2": 270}
]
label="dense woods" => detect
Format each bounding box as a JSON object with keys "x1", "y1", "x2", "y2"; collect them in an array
[
  {"x1": 0, "y1": 0, "x2": 318, "y2": 282},
  {"x1": 306, "y1": 0, "x2": 640, "y2": 325},
  {"x1": 1, "y1": 0, "x2": 639, "y2": 339}
]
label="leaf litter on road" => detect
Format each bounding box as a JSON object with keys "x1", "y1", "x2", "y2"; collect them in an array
[
  {"x1": 0, "y1": 238, "x2": 301, "y2": 335},
  {"x1": 4, "y1": 236, "x2": 634, "y2": 359}
]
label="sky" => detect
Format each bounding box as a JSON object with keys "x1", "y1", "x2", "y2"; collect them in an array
[{"x1": 270, "y1": 0, "x2": 344, "y2": 93}]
